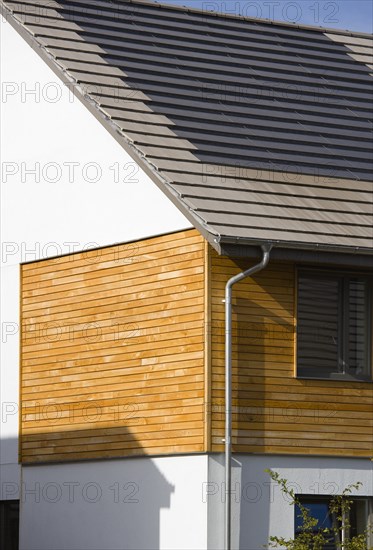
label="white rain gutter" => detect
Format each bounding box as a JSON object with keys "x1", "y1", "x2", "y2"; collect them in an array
[{"x1": 224, "y1": 244, "x2": 272, "y2": 550}]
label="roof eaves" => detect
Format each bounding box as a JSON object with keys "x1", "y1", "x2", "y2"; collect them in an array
[{"x1": 217, "y1": 234, "x2": 373, "y2": 256}]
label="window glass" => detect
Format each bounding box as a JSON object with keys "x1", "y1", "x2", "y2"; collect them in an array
[
  {"x1": 297, "y1": 271, "x2": 372, "y2": 381},
  {"x1": 295, "y1": 496, "x2": 372, "y2": 549},
  {"x1": 297, "y1": 275, "x2": 341, "y2": 378},
  {"x1": 347, "y1": 279, "x2": 370, "y2": 377},
  {"x1": 295, "y1": 500, "x2": 333, "y2": 532}
]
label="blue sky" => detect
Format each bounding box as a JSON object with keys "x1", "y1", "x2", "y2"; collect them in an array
[{"x1": 159, "y1": 0, "x2": 373, "y2": 33}]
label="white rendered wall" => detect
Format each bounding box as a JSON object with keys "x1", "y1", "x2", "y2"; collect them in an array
[
  {"x1": 17, "y1": 452, "x2": 373, "y2": 550},
  {"x1": 0, "y1": 18, "x2": 191, "y2": 497},
  {"x1": 207, "y1": 454, "x2": 373, "y2": 550},
  {"x1": 0, "y1": 263, "x2": 20, "y2": 500},
  {"x1": 0, "y1": 19, "x2": 191, "y2": 262},
  {"x1": 19, "y1": 455, "x2": 208, "y2": 550}
]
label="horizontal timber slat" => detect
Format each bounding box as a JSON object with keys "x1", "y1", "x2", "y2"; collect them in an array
[
  {"x1": 21, "y1": 379, "x2": 205, "y2": 406},
  {"x1": 22, "y1": 231, "x2": 202, "y2": 277},
  {"x1": 22, "y1": 331, "x2": 204, "y2": 360},
  {"x1": 23, "y1": 361, "x2": 203, "y2": 386},
  {"x1": 22, "y1": 265, "x2": 204, "y2": 308},
  {"x1": 22, "y1": 247, "x2": 205, "y2": 291},
  {"x1": 21, "y1": 398, "x2": 205, "y2": 432},
  {"x1": 22, "y1": 375, "x2": 205, "y2": 400},
  {"x1": 21, "y1": 301, "x2": 204, "y2": 329},
  {"x1": 22, "y1": 435, "x2": 205, "y2": 457},
  {"x1": 22, "y1": 349, "x2": 204, "y2": 375},
  {"x1": 211, "y1": 389, "x2": 373, "y2": 405},
  {"x1": 214, "y1": 446, "x2": 370, "y2": 458},
  {"x1": 22, "y1": 428, "x2": 205, "y2": 451},
  {"x1": 212, "y1": 436, "x2": 370, "y2": 450},
  {"x1": 22, "y1": 342, "x2": 204, "y2": 369},
  {"x1": 209, "y1": 248, "x2": 373, "y2": 457},
  {"x1": 21, "y1": 443, "x2": 205, "y2": 464},
  {"x1": 20, "y1": 229, "x2": 207, "y2": 462},
  {"x1": 20, "y1": 230, "x2": 373, "y2": 462},
  {"x1": 22, "y1": 256, "x2": 204, "y2": 298}
]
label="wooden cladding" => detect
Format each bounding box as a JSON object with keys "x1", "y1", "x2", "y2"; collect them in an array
[
  {"x1": 20, "y1": 230, "x2": 373, "y2": 463},
  {"x1": 20, "y1": 230, "x2": 207, "y2": 463},
  {"x1": 209, "y1": 248, "x2": 373, "y2": 458}
]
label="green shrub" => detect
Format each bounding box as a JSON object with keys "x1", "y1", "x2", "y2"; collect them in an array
[{"x1": 265, "y1": 469, "x2": 372, "y2": 550}]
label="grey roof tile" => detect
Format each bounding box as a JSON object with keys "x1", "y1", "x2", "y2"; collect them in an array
[{"x1": 2, "y1": 0, "x2": 372, "y2": 254}]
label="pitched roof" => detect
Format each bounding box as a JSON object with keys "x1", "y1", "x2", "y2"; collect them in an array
[{"x1": 2, "y1": 0, "x2": 373, "y2": 255}]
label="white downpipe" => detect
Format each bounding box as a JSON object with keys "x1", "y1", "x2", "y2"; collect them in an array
[{"x1": 224, "y1": 245, "x2": 272, "y2": 550}]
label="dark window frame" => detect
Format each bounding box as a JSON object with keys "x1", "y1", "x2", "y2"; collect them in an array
[
  {"x1": 296, "y1": 267, "x2": 373, "y2": 382},
  {"x1": 294, "y1": 494, "x2": 373, "y2": 549},
  {"x1": 0, "y1": 500, "x2": 19, "y2": 550}
]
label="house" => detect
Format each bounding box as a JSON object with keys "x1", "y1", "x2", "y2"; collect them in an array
[{"x1": 0, "y1": 0, "x2": 372, "y2": 549}]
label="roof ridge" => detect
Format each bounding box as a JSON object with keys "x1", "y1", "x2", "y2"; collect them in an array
[
  {"x1": 118, "y1": 0, "x2": 373, "y2": 38},
  {"x1": 1, "y1": 0, "x2": 372, "y2": 37}
]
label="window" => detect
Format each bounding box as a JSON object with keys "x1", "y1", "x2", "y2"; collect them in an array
[
  {"x1": 297, "y1": 270, "x2": 372, "y2": 381},
  {"x1": 295, "y1": 496, "x2": 373, "y2": 549},
  {"x1": 0, "y1": 500, "x2": 19, "y2": 550}
]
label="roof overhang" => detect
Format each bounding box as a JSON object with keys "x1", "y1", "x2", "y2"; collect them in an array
[{"x1": 217, "y1": 240, "x2": 373, "y2": 267}]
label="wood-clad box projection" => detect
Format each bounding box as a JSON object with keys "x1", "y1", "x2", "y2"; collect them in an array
[
  {"x1": 20, "y1": 230, "x2": 207, "y2": 463},
  {"x1": 209, "y1": 249, "x2": 373, "y2": 458},
  {"x1": 20, "y1": 231, "x2": 373, "y2": 463}
]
